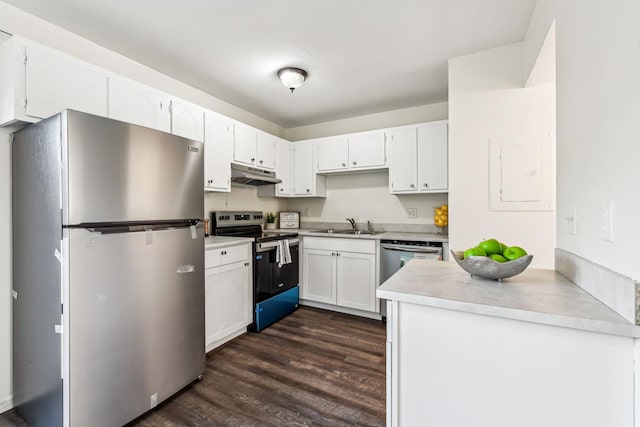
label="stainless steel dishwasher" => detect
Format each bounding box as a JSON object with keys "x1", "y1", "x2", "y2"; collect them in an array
[{"x1": 379, "y1": 240, "x2": 444, "y2": 317}]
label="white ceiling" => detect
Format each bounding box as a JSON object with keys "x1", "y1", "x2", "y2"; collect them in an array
[{"x1": 2, "y1": 0, "x2": 537, "y2": 128}]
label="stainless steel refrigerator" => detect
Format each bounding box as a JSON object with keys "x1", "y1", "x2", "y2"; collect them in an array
[{"x1": 12, "y1": 110, "x2": 206, "y2": 427}]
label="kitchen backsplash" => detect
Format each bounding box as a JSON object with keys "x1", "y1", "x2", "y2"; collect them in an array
[{"x1": 556, "y1": 248, "x2": 640, "y2": 325}]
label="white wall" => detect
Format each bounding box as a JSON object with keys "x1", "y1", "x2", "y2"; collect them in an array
[
  {"x1": 205, "y1": 186, "x2": 287, "y2": 219},
  {"x1": 552, "y1": 0, "x2": 640, "y2": 280},
  {"x1": 448, "y1": 42, "x2": 556, "y2": 268},
  {"x1": 285, "y1": 172, "x2": 448, "y2": 225},
  {"x1": 284, "y1": 102, "x2": 448, "y2": 141},
  {"x1": 0, "y1": 129, "x2": 12, "y2": 412}
]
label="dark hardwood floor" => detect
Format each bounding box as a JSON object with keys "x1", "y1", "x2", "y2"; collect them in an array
[{"x1": 0, "y1": 307, "x2": 387, "y2": 427}]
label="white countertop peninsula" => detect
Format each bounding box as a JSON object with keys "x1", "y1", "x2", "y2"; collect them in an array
[
  {"x1": 204, "y1": 236, "x2": 253, "y2": 250},
  {"x1": 378, "y1": 259, "x2": 638, "y2": 427},
  {"x1": 377, "y1": 259, "x2": 639, "y2": 338}
]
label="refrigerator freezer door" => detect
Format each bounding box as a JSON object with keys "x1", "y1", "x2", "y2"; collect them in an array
[
  {"x1": 63, "y1": 110, "x2": 204, "y2": 225},
  {"x1": 67, "y1": 227, "x2": 205, "y2": 427}
]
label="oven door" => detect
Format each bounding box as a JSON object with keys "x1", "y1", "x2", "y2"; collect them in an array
[{"x1": 254, "y1": 238, "x2": 300, "y2": 303}]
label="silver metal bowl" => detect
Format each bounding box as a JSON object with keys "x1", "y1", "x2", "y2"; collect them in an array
[{"x1": 450, "y1": 250, "x2": 533, "y2": 281}]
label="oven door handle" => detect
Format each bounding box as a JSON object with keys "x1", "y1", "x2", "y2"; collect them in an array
[
  {"x1": 381, "y1": 244, "x2": 441, "y2": 254},
  {"x1": 256, "y1": 238, "x2": 300, "y2": 252}
]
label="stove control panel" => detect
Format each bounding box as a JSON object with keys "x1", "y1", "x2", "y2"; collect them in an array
[{"x1": 212, "y1": 211, "x2": 265, "y2": 227}]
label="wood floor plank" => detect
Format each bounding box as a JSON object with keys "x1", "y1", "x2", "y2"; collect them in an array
[{"x1": 0, "y1": 307, "x2": 386, "y2": 427}]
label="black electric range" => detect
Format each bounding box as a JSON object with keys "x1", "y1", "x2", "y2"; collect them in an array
[{"x1": 210, "y1": 211, "x2": 299, "y2": 331}]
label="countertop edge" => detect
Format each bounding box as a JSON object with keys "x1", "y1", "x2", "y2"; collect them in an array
[
  {"x1": 204, "y1": 236, "x2": 254, "y2": 249},
  {"x1": 377, "y1": 288, "x2": 640, "y2": 338}
]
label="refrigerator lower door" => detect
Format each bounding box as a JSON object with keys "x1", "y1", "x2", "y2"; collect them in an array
[{"x1": 66, "y1": 226, "x2": 204, "y2": 427}]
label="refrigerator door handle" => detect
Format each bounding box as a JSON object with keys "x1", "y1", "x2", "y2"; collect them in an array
[{"x1": 176, "y1": 265, "x2": 196, "y2": 274}]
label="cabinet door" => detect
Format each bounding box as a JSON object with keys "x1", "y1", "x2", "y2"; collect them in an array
[
  {"x1": 417, "y1": 122, "x2": 448, "y2": 192},
  {"x1": 25, "y1": 43, "x2": 108, "y2": 120},
  {"x1": 205, "y1": 260, "x2": 251, "y2": 351},
  {"x1": 389, "y1": 127, "x2": 418, "y2": 193},
  {"x1": 302, "y1": 248, "x2": 336, "y2": 304},
  {"x1": 108, "y1": 76, "x2": 170, "y2": 132},
  {"x1": 170, "y1": 99, "x2": 204, "y2": 142},
  {"x1": 316, "y1": 136, "x2": 349, "y2": 172},
  {"x1": 256, "y1": 131, "x2": 277, "y2": 170},
  {"x1": 233, "y1": 122, "x2": 257, "y2": 166},
  {"x1": 204, "y1": 110, "x2": 233, "y2": 191},
  {"x1": 349, "y1": 131, "x2": 386, "y2": 169},
  {"x1": 336, "y1": 251, "x2": 377, "y2": 312},
  {"x1": 293, "y1": 140, "x2": 315, "y2": 195},
  {"x1": 275, "y1": 138, "x2": 292, "y2": 196}
]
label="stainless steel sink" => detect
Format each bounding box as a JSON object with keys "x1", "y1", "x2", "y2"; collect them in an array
[{"x1": 309, "y1": 229, "x2": 383, "y2": 236}]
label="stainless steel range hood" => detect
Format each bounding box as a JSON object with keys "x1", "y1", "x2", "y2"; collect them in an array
[{"x1": 231, "y1": 163, "x2": 282, "y2": 186}]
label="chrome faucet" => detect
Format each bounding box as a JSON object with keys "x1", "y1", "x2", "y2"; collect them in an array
[
  {"x1": 367, "y1": 220, "x2": 373, "y2": 232},
  {"x1": 346, "y1": 217, "x2": 357, "y2": 231}
]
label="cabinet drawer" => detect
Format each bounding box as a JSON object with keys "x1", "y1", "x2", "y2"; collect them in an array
[
  {"x1": 206, "y1": 244, "x2": 249, "y2": 268},
  {"x1": 303, "y1": 236, "x2": 376, "y2": 254}
]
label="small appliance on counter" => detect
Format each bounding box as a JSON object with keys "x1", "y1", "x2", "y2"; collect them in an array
[{"x1": 210, "y1": 211, "x2": 300, "y2": 331}]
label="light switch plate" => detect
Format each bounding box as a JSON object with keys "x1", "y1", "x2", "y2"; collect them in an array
[
  {"x1": 564, "y1": 205, "x2": 578, "y2": 235},
  {"x1": 600, "y1": 202, "x2": 615, "y2": 242}
]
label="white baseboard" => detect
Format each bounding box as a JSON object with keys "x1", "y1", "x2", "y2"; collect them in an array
[
  {"x1": 0, "y1": 393, "x2": 13, "y2": 414},
  {"x1": 300, "y1": 300, "x2": 383, "y2": 321},
  {"x1": 205, "y1": 328, "x2": 247, "y2": 353}
]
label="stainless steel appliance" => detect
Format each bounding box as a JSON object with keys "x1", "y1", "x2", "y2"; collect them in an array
[
  {"x1": 211, "y1": 211, "x2": 299, "y2": 331},
  {"x1": 379, "y1": 240, "x2": 444, "y2": 317},
  {"x1": 12, "y1": 110, "x2": 205, "y2": 427},
  {"x1": 230, "y1": 163, "x2": 282, "y2": 186}
]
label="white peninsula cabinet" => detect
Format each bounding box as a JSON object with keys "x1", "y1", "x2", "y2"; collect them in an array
[
  {"x1": 389, "y1": 121, "x2": 448, "y2": 194},
  {"x1": 302, "y1": 237, "x2": 378, "y2": 315},
  {"x1": 0, "y1": 36, "x2": 108, "y2": 127},
  {"x1": 203, "y1": 110, "x2": 233, "y2": 192},
  {"x1": 205, "y1": 241, "x2": 252, "y2": 352},
  {"x1": 107, "y1": 76, "x2": 170, "y2": 132}
]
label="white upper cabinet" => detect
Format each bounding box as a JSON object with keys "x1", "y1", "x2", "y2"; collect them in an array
[
  {"x1": 0, "y1": 36, "x2": 108, "y2": 127},
  {"x1": 315, "y1": 131, "x2": 387, "y2": 173},
  {"x1": 233, "y1": 123, "x2": 277, "y2": 170},
  {"x1": 293, "y1": 140, "x2": 326, "y2": 197},
  {"x1": 417, "y1": 122, "x2": 448, "y2": 192},
  {"x1": 389, "y1": 121, "x2": 448, "y2": 194},
  {"x1": 316, "y1": 136, "x2": 349, "y2": 172},
  {"x1": 275, "y1": 138, "x2": 293, "y2": 196},
  {"x1": 389, "y1": 127, "x2": 418, "y2": 192},
  {"x1": 233, "y1": 122, "x2": 257, "y2": 166},
  {"x1": 170, "y1": 98, "x2": 204, "y2": 142},
  {"x1": 107, "y1": 76, "x2": 170, "y2": 132},
  {"x1": 256, "y1": 131, "x2": 277, "y2": 170},
  {"x1": 348, "y1": 131, "x2": 386, "y2": 169},
  {"x1": 204, "y1": 110, "x2": 233, "y2": 192}
]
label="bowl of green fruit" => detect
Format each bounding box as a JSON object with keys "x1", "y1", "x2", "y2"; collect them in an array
[{"x1": 451, "y1": 238, "x2": 533, "y2": 281}]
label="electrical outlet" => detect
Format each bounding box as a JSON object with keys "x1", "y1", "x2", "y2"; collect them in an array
[
  {"x1": 564, "y1": 205, "x2": 578, "y2": 235},
  {"x1": 407, "y1": 208, "x2": 417, "y2": 218},
  {"x1": 600, "y1": 202, "x2": 615, "y2": 242}
]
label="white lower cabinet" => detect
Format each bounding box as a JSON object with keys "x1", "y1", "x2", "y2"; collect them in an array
[
  {"x1": 302, "y1": 237, "x2": 377, "y2": 313},
  {"x1": 204, "y1": 242, "x2": 252, "y2": 352}
]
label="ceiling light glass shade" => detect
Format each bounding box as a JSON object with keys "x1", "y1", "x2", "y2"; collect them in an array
[{"x1": 278, "y1": 67, "x2": 307, "y2": 93}]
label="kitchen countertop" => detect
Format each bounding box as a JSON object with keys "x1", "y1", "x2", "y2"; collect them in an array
[
  {"x1": 296, "y1": 229, "x2": 449, "y2": 242},
  {"x1": 377, "y1": 258, "x2": 640, "y2": 338},
  {"x1": 204, "y1": 236, "x2": 254, "y2": 250}
]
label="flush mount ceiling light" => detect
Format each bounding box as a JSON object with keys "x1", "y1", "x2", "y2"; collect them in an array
[{"x1": 277, "y1": 67, "x2": 308, "y2": 93}]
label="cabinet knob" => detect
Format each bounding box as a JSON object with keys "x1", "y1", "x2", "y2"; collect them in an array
[
  {"x1": 306, "y1": 189, "x2": 310, "y2": 193},
  {"x1": 423, "y1": 183, "x2": 429, "y2": 188},
  {"x1": 342, "y1": 163, "x2": 346, "y2": 167},
  {"x1": 352, "y1": 161, "x2": 357, "y2": 166},
  {"x1": 336, "y1": 253, "x2": 341, "y2": 257},
  {"x1": 221, "y1": 250, "x2": 226, "y2": 255},
  {"x1": 251, "y1": 158, "x2": 255, "y2": 162},
  {"x1": 244, "y1": 262, "x2": 250, "y2": 266},
  {"x1": 259, "y1": 160, "x2": 263, "y2": 164},
  {"x1": 279, "y1": 188, "x2": 284, "y2": 192},
  {"x1": 331, "y1": 252, "x2": 336, "y2": 256},
  {"x1": 410, "y1": 184, "x2": 415, "y2": 188}
]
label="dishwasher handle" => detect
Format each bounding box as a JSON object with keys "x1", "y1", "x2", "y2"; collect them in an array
[{"x1": 381, "y1": 243, "x2": 442, "y2": 254}]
